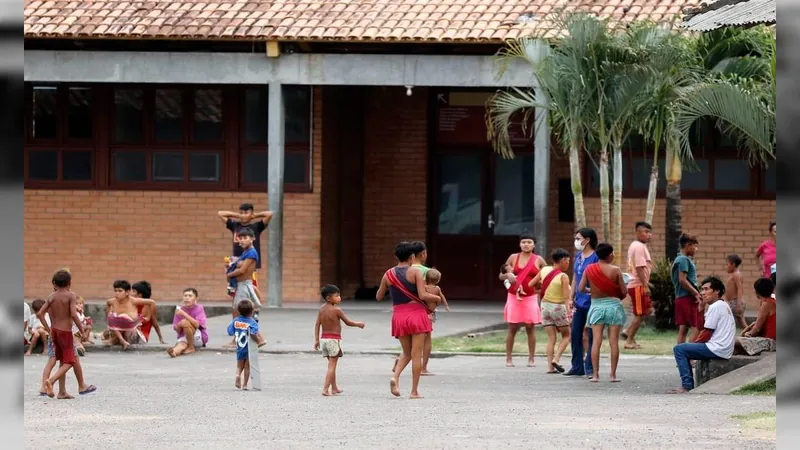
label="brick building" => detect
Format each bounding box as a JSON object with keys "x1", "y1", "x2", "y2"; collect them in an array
[{"x1": 23, "y1": 0, "x2": 775, "y2": 307}]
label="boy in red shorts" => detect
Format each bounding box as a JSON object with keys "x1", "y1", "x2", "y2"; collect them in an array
[
  {"x1": 624, "y1": 221, "x2": 653, "y2": 349},
  {"x1": 38, "y1": 270, "x2": 94, "y2": 399},
  {"x1": 671, "y1": 234, "x2": 702, "y2": 344}
]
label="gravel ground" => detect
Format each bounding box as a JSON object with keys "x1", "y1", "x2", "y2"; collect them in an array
[{"x1": 24, "y1": 353, "x2": 775, "y2": 449}]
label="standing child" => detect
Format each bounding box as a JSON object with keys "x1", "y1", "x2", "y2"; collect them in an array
[
  {"x1": 25, "y1": 299, "x2": 48, "y2": 356},
  {"x1": 723, "y1": 254, "x2": 748, "y2": 329},
  {"x1": 227, "y1": 300, "x2": 266, "y2": 390},
  {"x1": 38, "y1": 270, "x2": 96, "y2": 399},
  {"x1": 314, "y1": 285, "x2": 365, "y2": 396}
]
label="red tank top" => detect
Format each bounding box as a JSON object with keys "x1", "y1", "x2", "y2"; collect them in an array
[
  {"x1": 511, "y1": 253, "x2": 540, "y2": 297},
  {"x1": 763, "y1": 297, "x2": 776, "y2": 340},
  {"x1": 137, "y1": 304, "x2": 152, "y2": 341}
]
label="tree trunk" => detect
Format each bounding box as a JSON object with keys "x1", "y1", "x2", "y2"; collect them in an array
[
  {"x1": 599, "y1": 149, "x2": 611, "y2": 242},
  {"x1": 644, "y1": 164, "x2": 658, "y2": 225},
  {"x1": 569, "y1": 142, "x2": 587, "y2": 228},
  {"x1": 665, "y1": 145, "x2": 683, "y2": 260},
  {"x1": 612, "y1": 144, "x2": 623, "y2": 253}
]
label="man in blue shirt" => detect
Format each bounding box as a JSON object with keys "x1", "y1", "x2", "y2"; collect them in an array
[{"x1": 564, "y1": 228, "x2": 599, "y2": 377}]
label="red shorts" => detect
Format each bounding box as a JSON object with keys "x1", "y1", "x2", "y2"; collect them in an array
[
  {"x1": 695, "y1": 307, "x2": 705, "y2": 330},
  {"x1": 51, "y1": 327, "x2": 77, "y2": 365},
  {"x1": 628, "y1": 286, "x2": 652, "y2": 316},
  {"x1": 674, "y1": 296, "x2": 698, "y2": 327}
]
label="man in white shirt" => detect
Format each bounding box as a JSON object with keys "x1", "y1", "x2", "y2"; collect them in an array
[{"x1": 668, "y1": 276, "x2": 735, "y2": 393}]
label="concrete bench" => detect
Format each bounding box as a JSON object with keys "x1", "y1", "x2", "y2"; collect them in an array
[{"x1": 694, "y1": 355, "x2": 763, "y2": 387}]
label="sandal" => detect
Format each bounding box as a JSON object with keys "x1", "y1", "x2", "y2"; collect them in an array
[{"x1": 551, "y1": 362, "x2": 565, "y2": 373}]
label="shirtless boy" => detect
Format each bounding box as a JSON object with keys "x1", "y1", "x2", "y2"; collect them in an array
[
  {"x1": 38, "y1": 270, "x2": 96, "y2": 399},
  {"x1": 723, "y1": 254, "x2": 747, "y2": 329},
  {"x1": 314, "y1": 285, "x2": 365, "y2": 396},
  {"x1": 105, "y1": 280, "x2": 157, "y2": 350}
]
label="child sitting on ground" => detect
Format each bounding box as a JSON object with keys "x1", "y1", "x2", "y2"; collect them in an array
[
  {"x1": 314, "y1": 285, "x2": 365, "y2": 396},
  {"x1": 501, "y1": 263, "x2": 523, "y2": 301},
  {"x1": 422, "y1": 269, "x2": 449, "y2": 322},
  {"x1": 227, "y1": 300, "x2": 266, "y2": 390},
  {"x1": 72, "y1": 296, "x2": 94, "y2": 353},
  {"x1": 25, "y1": 299, "x2": 48, "y2": 356}
]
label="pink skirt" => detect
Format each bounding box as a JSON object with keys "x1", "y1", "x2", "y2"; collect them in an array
[
  {"x1": 392, "y1": 302, "x2": 433, "y2": 338},
  {"x1": 504, "y1": 293, "x2": 542, "y2": 325}
]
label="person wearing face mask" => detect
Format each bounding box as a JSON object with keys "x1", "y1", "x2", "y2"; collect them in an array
[{"x1": 563, "y1": 228, "x2": 599, "y2": 378}]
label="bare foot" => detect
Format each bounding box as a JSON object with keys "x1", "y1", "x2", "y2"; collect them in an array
[
  {"x1": 242, "y1": 386, "x2": 249, "y2": 391},
  {"x1": 421, "y1": 370, "x2": 435, "y2": 376},
  {"x1": 57, "y1": 393, "x2": 74, "y2": 400},
  {"x1": 183, "y1": 349, "x2": 196, "y2": 355},
  {"x1": 43, "y1": 379, "x2": 54, "y2": 398},
  {"x1": 24, "y1": 351, "x2": 31, "y2": 357},
  {"x1": 235, "y1": 376, "x2": 241, "y2": 389},
  {"x1": 624, "y1": 343, "x2": 641, "y2": 349},
  {"x1": 167, "y1": 348, "x2": 176, "y2": 358},
  {"x1": 505, "y1": 360, "x2": 514, "y2": 368},
  {"x1": 610, "y1": 376, "x2": 621, "y2": 383},
  {"x1": 121, "y1": 341, "x2": 130, "y2": 351},
  {"x1": 589, "y1": 376, "x2": 599, "y2": 383},
  {"x1": 389, "y1": 378, "x2": 400, "y2": 397},
  {"x1": 332, "y1": 388, "x2": 343, "y2": 394},
  {"x1": 527, "y1": 360, "x2": 535, "y2": 368},
  {"x1": 409, "y1": 392, "x2": 424, "y2": 399},
  {"x1": 322, "y1": 391, "x2": 333, "y2": 396},
  {"x1": 666, "y1": 387, "x2": 690, "y2": 394}
]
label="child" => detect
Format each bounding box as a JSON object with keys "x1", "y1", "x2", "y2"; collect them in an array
[
  {"x1": 25, "y1": 299, "x2": 48, "y2": 356},
  {"x1": 131, "y1": 281, "x2": 166, "y2": 345},
  {"x1": 104, "y1": 280, "x2": 156, "y2": 350},
  {"x1": 313, "y1": 285, "x2": 365, "y2": 396},
  {"x1": 226, "y1": 300, "x2": 266, "y2": 390},
  {"x1": 501, "y1": 263, "x2": 523, "y2": 301},
  {"x1": 423, "y1": 269, "x2": 449, "y2": 322},
  {"x1": 723, "y1": 254, "x2": 748, "y2": 329},
  {"x1": 38, "y1": 269, "x2": 96, "y2": 399}
]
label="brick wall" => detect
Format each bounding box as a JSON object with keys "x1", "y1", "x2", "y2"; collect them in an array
[
  {"x1": 362, "y1": 87, "x2": 429, "y2": 286},
  {"x1": 583, "y1": 197, "x2": 776, "y2": 309},
  {"x1": 23, "y1": 87, "x2": 324, "y2": 303}
]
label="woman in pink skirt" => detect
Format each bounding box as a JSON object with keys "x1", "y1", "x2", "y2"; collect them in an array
[
  {"x1": 376, "y1": 242, "x2": 442, "y2": 399},
  {"x1": 499, "y1": 233, "x2": 545, "y2": 367}
]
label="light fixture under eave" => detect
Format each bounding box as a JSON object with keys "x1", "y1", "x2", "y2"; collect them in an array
[{"x1": 405, "y1": 85, "x2": 413, "y2": 96}]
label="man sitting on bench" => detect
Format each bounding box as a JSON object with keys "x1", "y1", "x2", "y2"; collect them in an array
[{"x1": 668, "y1": 276, "x2": 735, "y2": 393}]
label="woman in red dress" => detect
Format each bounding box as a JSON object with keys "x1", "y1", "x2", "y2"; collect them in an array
[
  {"x1": 499, "y1": 233, "x2": 546, "y2": 367},
  {"x1": 376, "y1": 242, "x2": 442, "y2": 399}
]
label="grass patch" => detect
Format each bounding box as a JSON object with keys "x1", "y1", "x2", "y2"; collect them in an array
[
  {"x1": 733, "y1": 377, "x2": 776, "y2": 396},
  {"x1": 731, "y1": 411, "x2": 776, "y2": 434},
  {"x1": 431, "y1": 326, "x2": 677, "y2": 356}
]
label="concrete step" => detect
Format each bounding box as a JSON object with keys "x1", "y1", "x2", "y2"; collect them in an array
[{"x1": 692, "y1": 352, "x2": 776, "y2": 394}]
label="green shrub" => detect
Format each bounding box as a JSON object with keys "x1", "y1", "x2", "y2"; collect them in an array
[{"x1": 651, "y1": 258, "x2": 676, "y2": 331}]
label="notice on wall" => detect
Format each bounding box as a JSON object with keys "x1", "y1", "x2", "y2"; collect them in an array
[{"x1": 436, "y1": 104, "x2": 532, "y2": 147}]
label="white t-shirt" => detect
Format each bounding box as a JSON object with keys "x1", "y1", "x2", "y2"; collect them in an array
[{"x1": 704, "y1": 300, "x2": 736, "y2": 359}]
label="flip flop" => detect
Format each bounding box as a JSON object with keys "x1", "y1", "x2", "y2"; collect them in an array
[
  {"x1": 551, "y1": 362, "x2": 565, "y2": 373},
  {"x1": 39, "y1": 392, "x2": 48, "y2": 397},
  {"x1": 79, "y1": 385, "x2": 97, "y2": 395},
  {"x1": 546, "y1": 370, "x2": 559, "y2": 374}
]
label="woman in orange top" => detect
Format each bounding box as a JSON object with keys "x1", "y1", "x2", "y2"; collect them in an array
[{"x1": 735, "y1": 278, "x2": 776, "y2": 355}]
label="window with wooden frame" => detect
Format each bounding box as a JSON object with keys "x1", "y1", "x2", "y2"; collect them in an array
[
  {"x1": 585, "y1": 123, "x2": 775, "y2": 200},
  {"x1": 109, "y1": 85, "x2": 226, "y2": 189},
  {"x1": 238, "y1": 85, "x2": 312, "y2": 193},
  {"x1": 24, "y1": 85, "x2": 95, "y2": 186}
]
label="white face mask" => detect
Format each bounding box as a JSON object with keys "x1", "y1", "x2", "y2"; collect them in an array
[{"x1": 574, "y1": 239, "x2": 586, "y2": 251}]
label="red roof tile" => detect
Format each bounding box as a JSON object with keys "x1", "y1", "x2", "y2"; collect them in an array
[{"x1": 24, "y1": 0, "x2": 698, "y2": 42}]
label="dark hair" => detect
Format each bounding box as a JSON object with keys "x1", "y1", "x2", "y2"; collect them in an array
[
  {"x1": 132, "y1": 281, "x2": 152, "y2": 299},
  {"x1": 519, "y1": 232, "x2": 536, "y2": 243},
  {"x1": 726, "y1": 254, "x2": 742, "y2": 268},
  {"x1": 551, "y1": 248, "x2": 570, "y2": 263},
  {"x1": 113, "y1": 280, "x2": 131, "y2": 291},
  {"x1": 52, "y1": 270, "x2": 72, "y2": 288},
  {"x1": 394, "y1": 241, "x2": 414, "y2": 262},
  {"x1": 700, "y1": 276, "x2": 726, "y2": 297},
  {"x1": 595, "y1": 243, "x2": 614, "y2": 260},
  {"x1": 239, "y1": 203, "x2": 254, "y2": 212},
  {"x1": 576, "y1": 228, "x2": 598, "y2": 250},
  {"x1": 31, "y1": 299, "x2": 46, "y2": 312},
  {"x1": 237, "y1": 227, "x2": 255, "y2": 238},
  {"x1": 769, "y1": 221, "x2": 776, "y2": 232},
  {"x1": 635, "y1": 221, "x2": 652, "y2": 231},
  {"x1": 409, "y1": 241, "x2": 427, "y2": 256},
  {"x1": 754, "y1": 278, "x2": 774, "y2": 298},
  {"x1": 237, "y1": 299, "x2": 255, "y2": 317},
  {"x1": 183, "y1": 287, "x2": 198, "y2": 297},
  {"x1": 679, "y1": 233, "x2": 699, "y2": 248},
  {"x1": 320, "y1": 284, "x2": 340, "y2": 301},
  {"x1": 770, "y1": 272, "x2": 776, "y2": 286}
]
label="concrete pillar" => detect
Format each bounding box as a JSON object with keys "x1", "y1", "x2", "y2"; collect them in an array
[
  {"x1": 533, "y1": 84, "x2": 550, "y2": 256},
  {"x1": 267, "y1": 83, "x2": 285, "y2": 307}
]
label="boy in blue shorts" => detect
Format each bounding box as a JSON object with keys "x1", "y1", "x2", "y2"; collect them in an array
[{"x1": 227, "y1": 300, "x2": 266, "y2": 390}]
